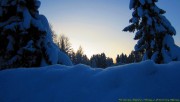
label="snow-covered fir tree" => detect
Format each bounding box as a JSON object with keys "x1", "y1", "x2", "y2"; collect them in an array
[
  {"x1": 123, "y1": 0, "x2": 180, "y2": 64},
  {"x1": 0, "y1": 0, "x2": 72, "y2": 69}
]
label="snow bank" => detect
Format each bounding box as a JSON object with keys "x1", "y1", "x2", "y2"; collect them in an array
[{"x1": 0, "y1": 61, "x2": 180, "y2": 102}]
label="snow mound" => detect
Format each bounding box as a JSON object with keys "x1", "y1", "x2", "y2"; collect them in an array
[{"x1": 0, "y1": 61, "x2": 180, "y2": 102}]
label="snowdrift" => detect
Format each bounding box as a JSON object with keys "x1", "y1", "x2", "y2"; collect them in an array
[{"x1": 0, "y1": 61, "x2": 180, "y2": 102}]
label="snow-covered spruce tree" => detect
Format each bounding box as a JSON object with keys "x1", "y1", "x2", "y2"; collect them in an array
[
  {"x1": 123, "y1": 0, "x2": 180, "y2": 64},
  {"x1": 0, "y1": 0, "x2": 72, "y2": 69}
]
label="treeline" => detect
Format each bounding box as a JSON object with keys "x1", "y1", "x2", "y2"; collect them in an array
[
  {"x1": 53, "y1": 34, "x2": 142, "y2": 68},
  {"x1": 116, "y1": 51, "x2": 142, "y2": 65}
]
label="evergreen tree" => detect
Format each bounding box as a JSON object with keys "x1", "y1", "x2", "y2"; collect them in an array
[
  {"x1": 99, "y1": 53, "x2": 107, "y2": 68},
  {"x1": 90, "y1": 55, "x2": 97, "y2": 68},
  {"x1": 123, "y1": 0, "x2": 179, "y2": 63},
  {"x1": 90, "y1": 53, "x2": 113, "y2": 68},
  {"x1": 116, "y1": 55, "x2": 120, "y2": 64},
  {"x1": 106, "y1": 57, "x2": 114, "y2": 67},
  {"x1": 127, "y1": 51, "x2": 135, "y2": 63},
  {"x1": 82, "y1": 55, "x2": 90, "y2": 65},
  {"x1": 74, "y1": 46, "x2": 83, "y2": 64},
  {"x1": 119, "y1": 53, "x2": 128, "y2": 64},
  {"x1": 0, "y1": 0, "x2": 72, "y2": 69},
  {"x1": 91, "y1": 58, "x2": 97, "y2": 68}
]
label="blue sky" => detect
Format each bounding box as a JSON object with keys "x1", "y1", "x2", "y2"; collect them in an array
[{"x1": 40, "y1": 0, "x2": 180, "y2": 59}]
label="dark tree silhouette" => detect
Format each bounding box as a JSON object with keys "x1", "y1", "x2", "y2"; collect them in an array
[
  {"x1": 0, "y1": 0, "x2": 72, "y2": 69},
  {"x1": 123, "y1": 0, "x2": 179, "y2": 63}
]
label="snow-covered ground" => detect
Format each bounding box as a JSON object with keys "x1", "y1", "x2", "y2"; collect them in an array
[{"x1": 0, "y1": 60, "x2": 180, "y2": 102}]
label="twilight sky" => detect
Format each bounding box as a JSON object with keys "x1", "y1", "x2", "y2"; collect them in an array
[{"x1": 40, "y1": 0, "x2": 180, "y2": 59}]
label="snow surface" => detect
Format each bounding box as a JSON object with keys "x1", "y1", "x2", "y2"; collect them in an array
[{"x1": 0, "y1": 61, "x2": 180, "y2": 102}]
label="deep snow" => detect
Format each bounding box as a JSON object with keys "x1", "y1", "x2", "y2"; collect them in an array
[{"x1": 0, "y1": 60, "x2": 180, "y2": 102}]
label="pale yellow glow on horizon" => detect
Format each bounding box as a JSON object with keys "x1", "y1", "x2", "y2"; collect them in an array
[{"x1": 51, "y1": 21, "x2": 136, "y2": 60}]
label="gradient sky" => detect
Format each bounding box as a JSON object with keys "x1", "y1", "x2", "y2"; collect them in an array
[{"x1": 39, "y1": 0, "x2": 180, "y2": 59}]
